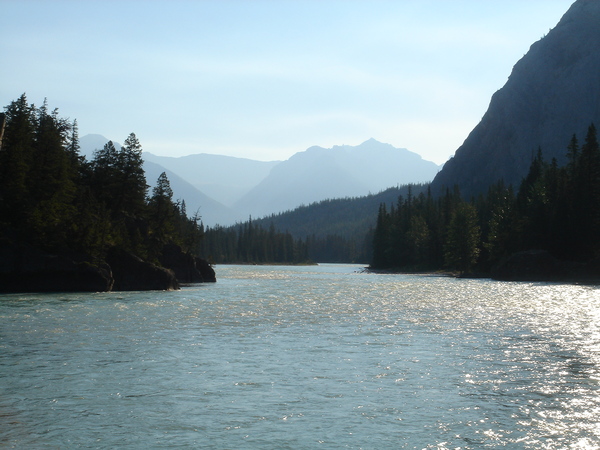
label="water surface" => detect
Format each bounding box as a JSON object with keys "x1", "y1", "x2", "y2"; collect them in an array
[{"x1": 1, "y1": 264, "x2": 600, "y2": 448}]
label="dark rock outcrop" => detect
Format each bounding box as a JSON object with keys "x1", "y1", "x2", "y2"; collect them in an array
[
  {"x1": 431, "y1": 0, "x2": 600, "y2": 198},
  {"x1": 195, "y1": 256, "x2": 216, "y2": 283},
  {"x1": 0, "y1": 238, "x2": 216, "y2": 293},
  {"x1": 159, "y1": 243, "x2": 216, "y2": 283},
  {"x1": 0, "y1": 239, "x2": 113, "y2": 293},
  {"x1": 106, "y1": 247, "x2": 179, "y2": 291}
]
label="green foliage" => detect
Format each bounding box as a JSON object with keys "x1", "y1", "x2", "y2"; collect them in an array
[
  {"x1": 200, "y1": 186, "x2": 428, "y2": 265},
  {"x1": 200, "y1": 217, "x2": 308, "y2": 264},
  {"x1": 371, "y1": 123, "x2": 600, "y2": 273},
  {"x1": 0, "y1": 95, "x2": 204, "y2": 265},
  {"x1": 0, "y1": 95, "x2": 78, "y2": 249},
  {"x1": 5, "y1": 94, "x2": 598, "y2": 275},
  {"x1": 146, "y1": 172, "x2": 178, "y2": 258},
  {"x1": 444, "y1": 202, "x2": 481, "y2": 274},
  {"x1": 0, "y1": 94, "x2": 36, "y2": 222},
  {"x1": 370, "y1": 185, "x2": 461, "y2": 271}
]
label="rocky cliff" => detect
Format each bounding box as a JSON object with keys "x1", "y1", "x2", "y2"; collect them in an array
[{"x1": 431, "y1": 0, "x2": 600, "y2": 198}]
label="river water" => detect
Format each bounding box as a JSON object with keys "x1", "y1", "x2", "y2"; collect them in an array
[{"x1": 1, "y1": 264, "x2": 600, "y2": 448}]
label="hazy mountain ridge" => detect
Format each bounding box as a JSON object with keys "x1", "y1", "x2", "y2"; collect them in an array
[
  {"x1": 142, "y1": 161, "x2": 238, "y2": 225},
  {"x1": 431, "y1": 0, "x2": 600, "y2": 198},
  {"x1": 143, "y1": 152, "x2": 280, "y2": 207},
  {"x1": 233, "y1": 139, "x2": 440, "y2": 219},
  {"x1": 80, "y1": 135, "x2": 440, "y2": 226}
]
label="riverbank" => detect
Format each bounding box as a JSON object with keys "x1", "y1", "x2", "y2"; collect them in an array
[{"x1": 367, "y1": 250, "x2": 600, "y2": 284}]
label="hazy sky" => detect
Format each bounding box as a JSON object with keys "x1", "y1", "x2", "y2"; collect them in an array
[{"x1": 2, "y1": 0, "x2": 574, "y2": 164}]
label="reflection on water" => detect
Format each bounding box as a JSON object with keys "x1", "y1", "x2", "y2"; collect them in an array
[{"x1": 1, "y1": 264, "x2": 600, "y2": 448}]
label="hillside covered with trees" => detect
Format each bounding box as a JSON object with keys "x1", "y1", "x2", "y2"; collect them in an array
[
  {"x1": 199, "y1": 184, "x2": 428, "y2": 264},
  {"x1": 372, "y1": 124, "x2": 600, "y2": 281},
  {"x1": 0, "y1": 95, "x2": 214, "y2": 292},
  {"x1": 4, "y1": 93, "x2": 597, "y2": 285}
]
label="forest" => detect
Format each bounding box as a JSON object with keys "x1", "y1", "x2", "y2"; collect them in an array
[
  {"x1": 371, "y1": 124, "x2": 600, "y2": 275},
  {"x1": 0, "y1": 94, "x2": 373, "y2": 274},
  {"x1": 3, "y1": 94, "x2": 598, "y2": 281},
  {"x1": 202, "y1": 123, "x2": 600, "y2": 279},
  {"x1": 0, "y1": 95, "x2": 206, "y2": 285},
  {"x1": 199, "y1": 218, "x2": 367, "y2": 265},
  {"x1": 200, "y1": 185, "x2": 429, "y2": 265}
]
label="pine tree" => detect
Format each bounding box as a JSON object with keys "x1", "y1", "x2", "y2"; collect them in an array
[
  {"x1": 147, "y1": 172, "x2": 177, "y2": 257},
  {"x1": 484, "y1": 181, "x2": 515, "y2": 263},
  {"x1": 66, "y1": 119, "x2": 83, "y2": 167},
  {"x1": 444, "y1": 202, "x2": 481, "y2": 275},
  {"x1": 371, "y1": 203, "x2": 390, "y2": 268},
  {"x1": 118, "y1": 132, "x2": 147, "y2": 214},
  {"x1": 27, "y1": 101, "x2": 77, "y2": 248},
  {"x1": 0, "y1": 94, "x2": 35, "y2": 224},
  {"x1": 574, "y1": 124, "x2": 600, "y2": 258},
  {"x1": 90, "y1": 140, "x2": 120, "y2": 208}
]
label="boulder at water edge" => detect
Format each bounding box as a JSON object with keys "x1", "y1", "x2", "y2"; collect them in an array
[
  {"x1": 106, "y1": 247, "x2": 179, "y2": 291},
  {"x1": 159, "y1": 243, "x2": 216, "y2": 283}
]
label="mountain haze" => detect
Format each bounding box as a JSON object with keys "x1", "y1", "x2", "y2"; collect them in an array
[
  {"x1": 142, "y1": 161, "x2": 237, "y2": 226},
  {"x1": 234, "y1": 139, "x2": 440, "y2": 219},
  {"x1": 431, "y1": 0, "x2": 600, "y2": 198},
  {"x1": 143, "y1": 153, "x2": 280, "y2": 207},
  {"x1": 79, "y1": 134, "x2": 115, "y2": 160},
  {"x1": 80, "y1": 135, "x2": 439, "y2": 225}
]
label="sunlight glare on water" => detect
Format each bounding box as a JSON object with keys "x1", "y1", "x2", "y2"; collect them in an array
[{"x1": 1, "y1": 264, "x2": 600, "y2": 448}]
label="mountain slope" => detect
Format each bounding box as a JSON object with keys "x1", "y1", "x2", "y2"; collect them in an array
[
  {"x1": 431, "y1": 0, "x2": 600, "y2": 198},
  {"x1": 252, "y1": 184, "x2": 429, "y2": 241},
  {"x1": 143, "y1": 153, "x2": 280, "y2": 207},
  {"x1": 79, "y1": 134, "x2": 116, "y2": 159},
  {"x1": 234, "y1": 139, "x2": 440, "y2": 219},
  {"x1": 142, "y1": 161, "x2": 237, "y2": 226},
  {"x1": 80, "y1": 135, "x2": 439, "y2": 225}
]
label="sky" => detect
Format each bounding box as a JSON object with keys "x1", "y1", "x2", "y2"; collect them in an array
[{"x1": 2, "y1": 0, "x2": 575, "y2": 165}]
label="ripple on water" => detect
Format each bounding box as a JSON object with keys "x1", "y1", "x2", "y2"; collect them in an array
[{"x1": 1, "y1": 265, "x2": 600, "y2": 448}]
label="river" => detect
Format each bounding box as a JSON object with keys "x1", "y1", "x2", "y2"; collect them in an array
[{"x1": 1, "y1": 264, "x2": 600, "y2": 448}]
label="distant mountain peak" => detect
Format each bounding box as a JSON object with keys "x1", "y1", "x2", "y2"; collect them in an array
[{"x1": 234, "y1": 140, "x2": 440, "y2": 219}]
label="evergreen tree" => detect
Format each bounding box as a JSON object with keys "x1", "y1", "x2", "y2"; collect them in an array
[
  {"x1": 0, "y1": 94, "x2": 35, "y2": 224},
  {"x1": 89, "y1": 140, "x2": 121, "y2": 211},
  {"x1": 514, "y1": 149, "x2": 550, "y2": 251},
  {"x1": 572, "y1": 124, "x2": 600, "y2": 258},
  {"x1": 66, "y1": 119, "x2": 83, "y2": 167},
  {"x1": 27, "y1": 100, "x2": 77, "y2": 248},
  {"x1": 444, "y1": 202, "x2": 481, "y2": 275},
  {"x1": 371, "y1": 203, "x2": 390, "y2": 268},
  {"x1": 118, "y1": 132, "x2": 147, "y2": 214},
  {"x1": 484, "y1": 181, "x2": 515, "y2": 263},
  {"x1": 147, "y1": 172, "x2": 177, "y2": 257}
]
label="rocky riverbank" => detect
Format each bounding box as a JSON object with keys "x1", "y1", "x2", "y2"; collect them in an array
[{"x1": 0, "y1": 239, "x2": 215, "y2": 293}]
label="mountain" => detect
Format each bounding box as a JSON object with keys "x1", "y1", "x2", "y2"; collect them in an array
[
  {"x1": 431, "y1": 0, "x2": 600, "y2": 198},
  {"x1": 233, "y1": 139, "x2": 440, "y2": 219},
  {"x1": 252, "y1": 184, "x2": 428, "y2": 240},
  {"x1": 79, "y1": 134, "x2": 236, "y2": 226},
  {"x1": 80, "y1": 135, "x2": 439, "y2": 225},
  {"x1": 143, "y1": 153, "x2": 280, "y2": 207},
  {"x1": 142, "y1": 161, "x2": 237, "y2": 226},
  {"x1": 79, "y1": 134, "x2": 114, "y2": 159}
]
